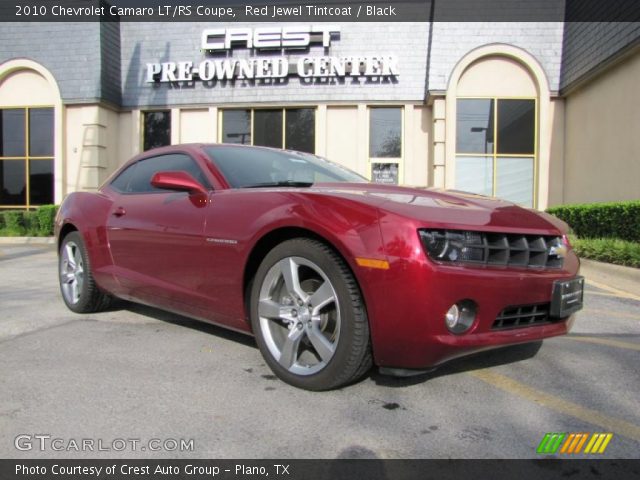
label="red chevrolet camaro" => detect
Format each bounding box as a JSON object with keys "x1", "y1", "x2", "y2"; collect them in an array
[{"x1": 55, "y1": 144, "x2": 583, "y2": 390}]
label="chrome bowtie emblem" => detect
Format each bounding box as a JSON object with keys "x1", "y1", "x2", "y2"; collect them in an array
[{"x1": 549, "y1": 244, "x2": 567, "y2": 258}]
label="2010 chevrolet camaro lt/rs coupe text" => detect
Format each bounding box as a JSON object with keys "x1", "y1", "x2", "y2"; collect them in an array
[{"x1": 55, "y1": 144, "x2": 583, "y2": 390}]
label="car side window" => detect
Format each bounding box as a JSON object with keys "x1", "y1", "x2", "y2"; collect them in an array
[
  {"x1": 123, "y1": 153, "x2": 210, "y2": 194},
  {"x1": 110, "y1": 163, "x2": 138, "y2": 193}
]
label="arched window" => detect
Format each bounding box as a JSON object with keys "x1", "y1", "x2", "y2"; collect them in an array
[
  {"x1": 0, "y1": 60, "x2": 61, "y2": 208},
  {"x1": 446, "y1": 46, "x2": 551, "y2": 209}
]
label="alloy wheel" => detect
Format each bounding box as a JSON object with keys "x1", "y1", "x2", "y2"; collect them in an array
[
  {"x1": 60, "y1": 241, "x2": 85, "y2": 305},
  {"x1": 257, "y1": 256, "x2": 341, "y2": 376}
]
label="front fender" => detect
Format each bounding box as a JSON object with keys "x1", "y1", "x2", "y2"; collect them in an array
[
  {"x1": 55, "y1": 191, "x2": 116, "y2": 291},
  {"x1": 200, "y1": 189, "x2": 388, "y2": 333}
]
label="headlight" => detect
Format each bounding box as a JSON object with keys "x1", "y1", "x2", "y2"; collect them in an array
[{"x1": 418, "y1": 229, "x2": 484, "y2": 263}]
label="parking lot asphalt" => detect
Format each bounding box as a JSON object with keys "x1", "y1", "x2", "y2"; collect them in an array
[{"x1": 1, "y1": 245, "x2": 639, "y2": 459}]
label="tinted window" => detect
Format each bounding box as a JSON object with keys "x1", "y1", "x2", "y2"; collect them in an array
[
  {"x1": 0, "y1": 160, "x2": 26, "y2": 205},
  {"x1": 124, "y1": 154, "x2": 209, "y2": 194},
  {"x1": 29, "y1": 159, "x2": 54, "y2": 205},
  {"x1": 143, "y1": 111, "x2": 171, "y2": 151},
  {"x1": 497, "y1": 99, "x2": 535, "y2": 154},
  {"x1": 205, "y1": 146, "x2": 365, "y2": 188},
  {"x1": 285, "y1": 109, "x2": 315, "y2": 154},
  {"x1": 222, "y1": 110, "x2": 251, "y2": 144},
  {"x1": 1, "y1": 109, "x2": 26, "y2": 157},
  {"x1": 456, "y1": 99, "x2": 494, "y2": 154},
  {"x1": 110, "y1": 163, "x2": 138, "y2": 192},
  {"x1": 29, "y1": 108, "x2": 54, "y2": 157},
  {"x1": 0, "y1": 108, "x2": 54, "y2": 207},
  {"x1": 254, "y1": 110, "x2": 282, "y2": 148},
  {"x1": 369, "y1": 107, "x2": 402, "y2": 158}
]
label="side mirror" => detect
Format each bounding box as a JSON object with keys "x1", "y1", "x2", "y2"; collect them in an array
[{"x1": 150, "y1": 171, "x2": 207, "y2": 195}]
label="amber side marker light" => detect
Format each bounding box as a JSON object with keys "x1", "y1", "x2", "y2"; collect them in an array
[{"x1": 355, "y1": 258, "x2": 390, "y2": 270}]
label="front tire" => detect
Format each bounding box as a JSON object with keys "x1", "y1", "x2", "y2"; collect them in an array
[
  {"x1": 250, "y1": 238, "x2": 372, "y2": 390},
  {"x1": 59, "y1": 231, "x2": 112, "y2": 313}
]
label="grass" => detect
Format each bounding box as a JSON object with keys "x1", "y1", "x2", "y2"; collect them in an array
[
  {"x1": 0, "y1": 227, "x2": 52, "y2": 237},
  {"x1": 571, "y1": 236, "x2": 640, "y2": 269},
  {"x1": 0, "y1": 227, "x2": 29, "y2": 237}
]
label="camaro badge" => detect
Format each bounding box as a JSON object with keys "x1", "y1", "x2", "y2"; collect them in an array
[{"x1": 206, "y1": 238, "x2": 238, "y2": 245}]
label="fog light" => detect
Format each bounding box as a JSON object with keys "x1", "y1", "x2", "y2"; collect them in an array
[{"x1": 444, "y1": 300, "x2": 477, "y2": 334}]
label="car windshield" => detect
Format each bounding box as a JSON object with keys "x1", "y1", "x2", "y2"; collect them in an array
[{"x1": 204, "y1": 145, "x2": 367, "y2": 188}]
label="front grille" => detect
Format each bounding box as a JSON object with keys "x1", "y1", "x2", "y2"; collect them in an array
[
  {"x1": 481, "y1": 233, "x2": 564, "y2": 269},
  {"x1": 492, "y1": 303, "x2": 559, "y2": 330},
  {"x1": 419, "y1": 229, "x2": 566, "y2": 269}
]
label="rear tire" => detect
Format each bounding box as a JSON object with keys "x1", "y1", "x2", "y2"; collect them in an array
[
  {"x1": 250, "y1": 238, "x2": 372, "y2": 391},
  {"x1": 59, "y1": 231, "x2": 112, "y2": 313}
]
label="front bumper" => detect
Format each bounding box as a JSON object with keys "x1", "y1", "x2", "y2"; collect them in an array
[{"x1": 361, "y1": 248, "x2": 580, "y2": 369}]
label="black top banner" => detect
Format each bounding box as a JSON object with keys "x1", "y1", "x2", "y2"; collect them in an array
[
  {"x1": 2, "y1": 459, "x2": 640, "y2": 480},
  {"x1": 1, "y1": 0, "x2": 640, "y2": 22}
]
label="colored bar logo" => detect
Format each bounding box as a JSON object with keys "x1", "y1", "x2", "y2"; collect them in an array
[{"x1": 537, "y1": 432, "x2": 613, "y2": 455}]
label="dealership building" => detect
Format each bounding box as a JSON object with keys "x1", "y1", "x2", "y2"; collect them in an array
[{"x1": 0, "y1": 11, "x2": 639, "y2": 210}]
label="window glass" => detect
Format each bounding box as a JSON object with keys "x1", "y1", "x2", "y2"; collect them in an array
[
  {"x1": 0, "y1": 160, "x2": 26, "y2": 205},
  {"x1": 285, "y1": 109, "x2": 315, "y2": 153},
  {"x1": 455, "y1": 98, "x2": 536, "y2": 207},
  {"x1": 495, "y1": 157, "x2": 534, "y2": 207},
  {"x1": 29, "y1": 108, "x2": 54, "y2": 157},
  {"x1": 253, "y1": 110, "x2": 282, "y2": 148},
  {"x1": 1, "y1": 109, "x2": 26, "y2": 157},
  {"x1": 28, "y1": 159, "x2": 54, "y2": 205},
  {"x1": 126, "y1": 154, "x2": 208, "y2": 193},
  {"x1": 456, "y1": 99, "x2": 494, "y2": 154},
  {"x1": 220, "y1": 108, "x2": 317, "y2": 154},
  {"x1": 455, "y1": 156, "x2": 493, "y2": 196},
  {"x1": 369, "y1": 107, "x2": 401, "y2": 158},
  {"x1": 110, "y1": 163, "x2": 138, "y2": 192},
  {"x1": 0, "y1": 108, "x2": 55, "y2": 207},
  {"x1": 496, "y1": 99, "x2": 535, "y2": 154},
  {"x1": 205, "y1": 146, "x2": 365, "y2": 188},
  {"x1": 143, "y1": 111, "x2": 171, "y2": 151},
  {"x1": 222, "y1": 110, "x2": 251, "y2": 144}
]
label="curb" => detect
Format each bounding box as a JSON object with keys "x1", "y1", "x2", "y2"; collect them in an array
[
  {"x1": 0, "y1": 236, "x2": 55, "y2": 245},
  {"x1": 580, "y1": 258, "x2": 640, "y2": 297}
]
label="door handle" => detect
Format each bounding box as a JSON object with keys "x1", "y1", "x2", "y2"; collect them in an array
[{"x1": 112, "y1": 207, "x2": 126, "y2": 217}]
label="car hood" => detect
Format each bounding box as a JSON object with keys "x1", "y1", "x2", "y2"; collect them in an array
[{"x1": 309, "y1": 183, "x2": 567, "y2": 234}]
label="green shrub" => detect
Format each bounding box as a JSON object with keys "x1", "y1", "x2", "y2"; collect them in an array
[
  {"x1": 0, "y1": 205, "x2": 58, "y2": 236},
  {"x1": 22, "y1": 211, "x2": 39, "y2": 236},
  {"x1": 3, "y1": 211, "x2": 25, "y2": 236},
  {"x1": 547, "y1": 200, "x2": 640, "y2": 242},
  {"x1": 36, "y1": 204, "x2": 58, "y2": 236},
  {"x1": 572, "y1": 237, "x2": 640, "y2": 268}
]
